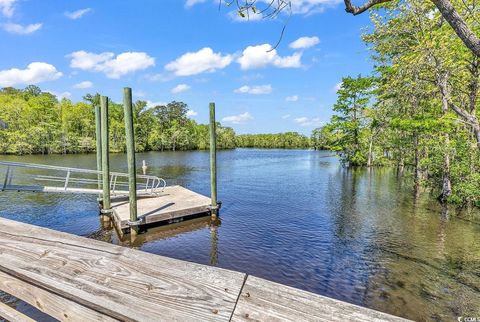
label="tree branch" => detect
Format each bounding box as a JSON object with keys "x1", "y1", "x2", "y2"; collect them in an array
[
  {"x1": 430, "y1": 0, "x2": 480, "y2": 57},
  {"x1": 343, "y1": 0, "x2": 392, "y2": 15}
]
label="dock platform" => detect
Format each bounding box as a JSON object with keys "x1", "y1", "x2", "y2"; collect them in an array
[
  {"x1": 0, "y1": 218, "x2": 409, "y2": 322},
  {"x1": 110, "y1": 185, "x2": 213, "y2": 230}
]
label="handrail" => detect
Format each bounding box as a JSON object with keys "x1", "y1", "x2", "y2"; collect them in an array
[
  {"x1": 0, "y1": 161, "x2": 155, "y2": 179},
  {"x1": 0, "y1": 161, "x2": 166, "y2": 195}
]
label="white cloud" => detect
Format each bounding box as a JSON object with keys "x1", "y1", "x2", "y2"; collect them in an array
[
  {"x1": 237, "y1": 44, "x2": 302, "y2": 70},
  {"x1": 222, "y1": 112, "x2": 253, "y2": 124},
  {"x1": 0, "y1": 62, "x2": 62, "y2": 87},
  {"x1": 186, "y1": 110, "x2": 198, "y2": 117},
  {"x1": 68, "y1": 51, "x2": 155, "y2": 79},
  {"x1": 0, "y1": 0, "x2": 16, "y2": 17},
  {"x1": 294, "y1": 116, "x2": 323, "y2": 127},
  {"x1": 285, "y1": 95, "x2": 299, "y2": 101},
  {"x1": 171, "y1": 84, "x2": 191, "y2": 94},
  {"x1": 185, "y1": 0, "x2": 207, "y2": 8},
  {"x1": 282, "y1": 114, "x2": 291, "y2": 119},
  {"x1": 193, "y1": 0, "x2": 341, "y2": 16},
  {"x1": 146, "y1": 100, "x2": 167, "y2": 108},
  {"x1": 65, "y1": 8, "x2": 91, "y2": 20},
  {"x1": 3, "y1": 23, "x2": 42, "y2": 35},
  {"x1": 165, "y1": 47, "x2": 232, "y2": 76},
  {"x1": 234, "y1": 84, "x2": 272, "y2": 95},
  {"x1": 289, "y1": 36, "x2": 320, "y2": 49},
  {"x1": 73, "y1": 81, "x2": 93, "y2": 89},
  {"x1": 47, "y1": 90, "x2": 71, "y2": 100},
  {"x1": 69, "y1": 51, "x2": 113, "y2": 70}
]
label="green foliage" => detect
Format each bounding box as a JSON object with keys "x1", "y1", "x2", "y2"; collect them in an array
[
  {"x1": 318, "y1": 75, "x2": 377, "y2": 166},
  {"x1": 0, "y1": 86, "x2": 306, "y2": 155},
  {"x1": 0, "y1": 86, "x2": 241, "y2": 154},
  {"x1": 235, "y1": 132, "x2": 310, "y2": 149},
  {"x1": 312, "y1": 0, "x2": 480, "y2": 207}
]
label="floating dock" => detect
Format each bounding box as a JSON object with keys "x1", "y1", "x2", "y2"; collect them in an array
[
  {"x1": 0, "y1": 161, "x2": 215, "y2": 234},
  {"x1": 110, "y1": 185, "x2": 213, "y2": 230},
  {"x1": 0, "y1": 218, "x2": 409, "y2": 322}
]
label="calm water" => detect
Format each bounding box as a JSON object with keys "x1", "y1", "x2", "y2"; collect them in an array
[{"x1": 1, "y1": 149, "x2": 479, "y2": 321}]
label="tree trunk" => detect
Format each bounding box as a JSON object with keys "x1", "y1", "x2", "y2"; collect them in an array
[
  {"x1": 468, "y1": 57, "x2": 479, "y2": 114},
  {"x1": 367, "y1": 133, "x2": 373, "y2": 167},
  {"x1": 413, "y1": 131, "x2": 421, "y2": 192},
  {"x1": 437, "y1": 72, "x2": 452, "y2": 202}
]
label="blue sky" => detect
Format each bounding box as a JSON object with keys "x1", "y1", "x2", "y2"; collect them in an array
[{"x1": 0, "y1": 0, "x2": 373, "y2": 134}]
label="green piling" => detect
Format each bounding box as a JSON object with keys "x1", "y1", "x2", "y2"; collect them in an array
[
  {"x1": 123, "y1": 88, "x2": 139, "y2": 233},
  {"x1": 95, "y1": 105, "x2": 102, "y2": 190},
  {"x1": 209, "y1": 102, "x2": 218, "y2": 217},
  {"x1": 100, "y1": 96, "x2": 111, "y2": 212}
]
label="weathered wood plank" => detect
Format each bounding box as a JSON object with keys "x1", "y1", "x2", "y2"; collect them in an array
[
  {"x1": 0, "y1": 218, "x2": 246, "y2": 322},
  {"x1": 232, "y1": 276, "x2": 410, "y2": 322},
  {"x1": 0, "y1": 300, "x2": 36, "y2": 322},
  {"x1": 0, "y1": 271, "x2": 117, "y2": 322}
]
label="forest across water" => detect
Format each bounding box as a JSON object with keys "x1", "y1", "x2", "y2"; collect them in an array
[
  {"x1": 1, "y1": 74, "x2": 480, "y2": 210},
  {"x1": 0, "y1": 86, "x2": 311, "y2": 154}
]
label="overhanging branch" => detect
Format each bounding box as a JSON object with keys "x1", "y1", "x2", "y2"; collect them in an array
[{"x1": 344, "y1": 0, "x2": 393, "y2": 15}]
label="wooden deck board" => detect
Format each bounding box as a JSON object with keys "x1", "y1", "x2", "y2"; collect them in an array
[
  {"x1": 0, "y1": 218, "x2": 410, "y2": 322},
  {"x1": 231, "y1": 276, "x2": 410, "y2": 322},
  {"x1": 0, "y1": 300, "x2": 35, "y2": 322},
  {"x1": 111, "y1": 185, "x2": 212, "y2": 229},
  {"x1": 0, "y1": 271, "x2": 117, "y2": 322},
  {"x1": 0, "y1": 218, "x2": 245, "y2": 322}
]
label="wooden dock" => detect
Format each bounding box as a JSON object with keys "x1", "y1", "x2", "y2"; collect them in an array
[
  {"x1": 110, "y1": 185, "x2": 213, "y2": 231},
  {"x1": 0, "y1": 218, "x2": 409, "y2": 322}
]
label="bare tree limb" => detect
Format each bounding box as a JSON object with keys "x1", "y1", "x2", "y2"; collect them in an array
[
  {"x1": 344, "y1": 0, "x2": 480, "y2": 57},
  {"x1": 343, "y1": 0, "x2": 392, "y2": 15},
  {"x1": 224, "y1": 0, "x2": 480, "y2": 57}
]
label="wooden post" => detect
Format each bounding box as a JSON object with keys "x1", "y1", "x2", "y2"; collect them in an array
[
  {"x1": 209, "y1": 102, "x2": 219, "y2": 217},
  {"x1": 95, "y1": 105, "x2": 102, "y2": 190},
  {"x1": 123, "y1": 88, "x2": 139, "y2": 235},
  {"x1": 100, "y1": 96, "x2": 111, "y2": 215}
]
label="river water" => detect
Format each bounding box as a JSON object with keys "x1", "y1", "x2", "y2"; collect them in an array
[{"x1": 0, "y1": 149, "x2": 479, "y2": 321}]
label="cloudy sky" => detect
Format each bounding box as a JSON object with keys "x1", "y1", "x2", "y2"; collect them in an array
[{"x1": 0, "y1": 0, "x2": 373, "y2": 134}]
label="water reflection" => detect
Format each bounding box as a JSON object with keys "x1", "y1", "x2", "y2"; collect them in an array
[{"x1": 0, "y1": 149, "x2": 479, "y2": 321}]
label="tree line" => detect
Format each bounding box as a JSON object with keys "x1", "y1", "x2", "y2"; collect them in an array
[
  {"x1": 0, "y1": 86, "x2": 310, "y2": 154},
  {"x1": 311, "y1": 0, "x2": 480, "y2": 207}
]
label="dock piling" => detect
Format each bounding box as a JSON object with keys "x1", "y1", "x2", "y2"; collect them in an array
[
  {"x1": 94, "y1": 105, "x2": 102, "y2": 190},
  {"x1": 100, "y1": 96, "x2": 112, "y2": 219},
  {"x1": 209, "y1": 102, "x2": 219, "y2": 218},
  {"x1": 123, "y1": 88, "x2": 139, "y2": 236}
]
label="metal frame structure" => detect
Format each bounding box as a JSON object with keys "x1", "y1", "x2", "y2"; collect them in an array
[{"x1": 0, "y1": 161, "x2": 166, "y2": 196}]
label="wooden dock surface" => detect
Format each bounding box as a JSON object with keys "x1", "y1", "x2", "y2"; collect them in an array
[
  {"x1": 0, "y1": 218, "x2": 410, "y2": 322},
  {"x1": 111, "y1": 185, "x2": 212, "y2": 229}
]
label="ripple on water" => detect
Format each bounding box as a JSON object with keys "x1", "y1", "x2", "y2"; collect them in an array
[{"x1": 0, "y1": 149, "x2": 479, "y2": 321}]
